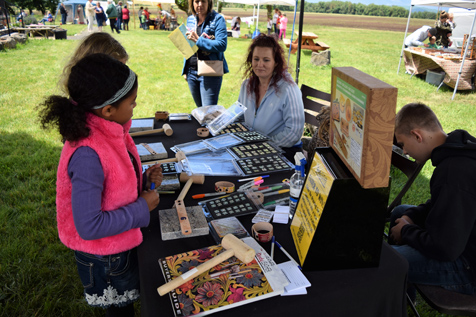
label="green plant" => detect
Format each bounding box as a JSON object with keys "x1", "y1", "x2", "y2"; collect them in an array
[{"x1": 23, "y1": 15, "x2": 37, "y2": 25}]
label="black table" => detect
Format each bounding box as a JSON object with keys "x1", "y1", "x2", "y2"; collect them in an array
[{"x1": 134, "y1": 118, "x2": 409, "y2": 317}]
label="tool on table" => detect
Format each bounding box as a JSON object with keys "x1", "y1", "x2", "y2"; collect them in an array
[
  {"x1": 238, "y1": 179, "x2": 264, "y2": 191},
  {"x1": 238, "y1": 175, "x2": 269, "y2": 182},
  {"x1": 263, "y1": 189, "x2": 290, "y2": 197},
  {"x1": 177, "y1": 173, "x2": 205, "y2": 201},
  {"x1": 130, "y1": 123, "x2": 173, "y2": 137},
  {"x1": 192, "y1": 192, "x2": 228, "y2": 199},
  {"x1": 142, "y1": 150, "x2": 186, "y2": 166},
  {"x1": 157, "y1": 234, "x2": 256, "y2": 296},
  {"x1": 274, "y1": 240, "x2": 302, "y2": 270}
]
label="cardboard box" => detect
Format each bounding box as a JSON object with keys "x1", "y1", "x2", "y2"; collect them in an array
[{"x1": 330, "y1": 67, "x2": 397, "y2": 189}]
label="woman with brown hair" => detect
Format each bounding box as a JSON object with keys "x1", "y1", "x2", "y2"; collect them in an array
[{"x1": 238, "y1": 34, "x2": 304, "y2": 160}]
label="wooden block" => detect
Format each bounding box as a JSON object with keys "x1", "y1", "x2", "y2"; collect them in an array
[
  {"x1": 136, "y1": 142, "x2": 167, "y2": 161},
  {"x1": 159, "y1": 206, "x2": 209, "y2": 240},
  {"x1": 130, "y1": 118, "x2": 154, "y2": 133},
  {"x1": 330, "y1": 67, "x2": 397, "y2": 189}
]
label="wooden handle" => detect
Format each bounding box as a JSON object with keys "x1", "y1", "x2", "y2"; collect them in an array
[
  {"x1": 130, "y1": 128, "x2": 164, "y2": 137},
  {"x1": 141, "y1": 157, "x2": 177, "y2": 165},
  {"x1": 177, "y1": 178, "x2": 193, "y2": 201},
  {"x1": 157, "y1": 249, "x2": 234, "y2": 296},
  {"x1": 175, "y1": 200, "x2": 192, "y2": 236}
]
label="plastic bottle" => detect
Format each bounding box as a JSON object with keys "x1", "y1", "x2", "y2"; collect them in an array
[{"x1": 289, "y1": 152, "x2": 306, "y2": 219}]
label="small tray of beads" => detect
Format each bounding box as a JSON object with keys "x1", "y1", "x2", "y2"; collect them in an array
[
  {"x1": 227, "y1": 142, "x2": 282, "y2": 159},
  {"x1": 200, "y1": 192, "x2": 259, "y2": 220},
  {"x1": 233, "y1": 130, "x2": 269, "y2": 143},
  {"x1": 142, "y1": 162, "x2": 182, "y2": 175},
  {"x1": 215, "y1": 122, "x2": 250, "y2": 135},
  {"x1": 233, "y1": 154, "x2": 294, "y2": 176}
]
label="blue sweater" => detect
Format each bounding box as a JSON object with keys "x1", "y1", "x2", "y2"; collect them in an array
[{"x1": 182, "y1": 11, "x2": 228, "y2": 75}]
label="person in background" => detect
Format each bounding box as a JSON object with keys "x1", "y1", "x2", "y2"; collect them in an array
[
  {"x1": 16, "y1": 9, "x2": 27, "y2": 22},
  {"x1": 38, "y1": 53, "x2": 162, "y2": 317},
  {"x1": 275, "y1": 10, "x2": 281, "y2": 38},
  {"x1": 427, "y1": 36, "x2": 440, "y2": 49},
  {"x1": 390, "y1": 102, "x2": 476, "y2": 300},
  {"x1": 58, "y1": 32, "x2": 129, "y2": 96},
  {"x1": 267, "y1": 17, "x2": 272, "y2": 35},
  {"x1": 106, "y1": 0, "x2": 121, "y2": 34},
  {"x1": 144, "y1": 7, "x2": 150, "y2": 29},
  {"x1": 39, "y1": 11, "x2": 53, "y2": 24},
  {"x1": 76, "y1": 5, "x2": 84, "y2": 24},
  {"x1": 404, "y1": 26, "x2": 437, "y2": 48},
  {"x1": 140, "y1": 10, "x2": 147, "y2": 30},
  {"x1": 60, "y1": 3, "x2": 68, "y2": 25},
  {"x1": 448, "y1": 12, "x2": 457, "y2": 30},
  {"x1": 183, "y1": 0, "x2": 228, "y2": 107},
  {"x1": 116, "y1": 1, "x2": 123, "y2": 30},
  {"x1": 231, "y1": 16, "x2": 241, "y2": 36},
  {"x1": 85, "y1": 0, "x2": 96, "y2": 32},
  {"x1": 435, "y1": 11, "x2": 453, "y2": 48},
  {"x1": 238, "y1": 34, "x2": 304, "y2": 161},
  {"x1": 122, "y1": 5, "x2": 130, "y2": 31},
  {"x1": 272, "y1": 8, "x2": 279, "y2": 37},
  {"x1": 95, "y1": 2, "x2": 105, "y2": 32},
  {"x1": 279, "y1": 13, "x2": 287, "y2": 40},
  {"x1": 138, "y1": 6, "x2": 143, "y2": 23}
]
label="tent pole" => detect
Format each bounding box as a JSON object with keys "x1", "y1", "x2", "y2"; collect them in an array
[
  {"x1": 398, "y1": 4, "x2": 413, "y2": 74},
  {"x1": 452, "y1": 11, "x2": 476, "y2": 100},
  {"x1": 287, "y1": 0, "x2": 298, "y2": 66},
  {"x1": 256, "y1": 1, "x2": 260, "y2": 33},
  {"x1": 295, "y1": 0, "x2": 304, "y2": 84}
]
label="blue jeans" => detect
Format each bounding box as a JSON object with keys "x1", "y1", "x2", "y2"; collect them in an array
[
  {"x1": 116, "y1": 18, "x2": 122, "y2": 30},
  {"x1": 391, "y1": 204, "x2": 475, "y2": 295},
  {"x1": 187, "y1": 67, "x2": 223, "y2": 107},
  {"x1": 74, "y1": 249, "x2": 140, "y2": 308},
  {"x1": 61, "y1": 14, "x2": 67, "y2": 24}
]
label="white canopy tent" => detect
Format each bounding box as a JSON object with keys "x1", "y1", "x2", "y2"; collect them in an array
[{"x1": 397, "y1": 0, "x2": 476, "y2": 99}]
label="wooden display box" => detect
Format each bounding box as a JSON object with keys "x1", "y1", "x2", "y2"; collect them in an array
[{"x1": 330, "y1": 67, "x2": 397, "y2": 189}]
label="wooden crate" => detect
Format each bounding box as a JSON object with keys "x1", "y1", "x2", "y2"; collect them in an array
[{"x1": 330, "y1": 67, "x2": 397, "y2": 189}]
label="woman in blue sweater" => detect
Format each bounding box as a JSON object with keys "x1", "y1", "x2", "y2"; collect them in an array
[{"x1": 182, "y1": 0, "x2": 228, "y2": 107}]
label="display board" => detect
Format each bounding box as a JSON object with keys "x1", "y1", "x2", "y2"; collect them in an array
[{"x1": 330, "y1": 67, "x2": 397, "y2": 189}]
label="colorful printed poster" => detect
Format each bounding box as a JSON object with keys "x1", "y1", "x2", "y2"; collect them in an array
[
  {"x1": 168, "y1": 23, "x2": 198, "y2": 60},
  {"x1": 159, "y1": 237, "x2": 286, "y2": 316},
  {"x1": 290, "y1": 152, "x2": 334, "y2": 266},
  {"x1": 330, "y1": 77, "x2": 367, "y2": 177}
]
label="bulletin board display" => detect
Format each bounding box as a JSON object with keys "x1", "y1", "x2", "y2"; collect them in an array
[
  {"x1": 330, "y1": 67, "x2": 397, "y2": 189},
  {"x1": 290, "y1": 151, "x2": 335, "y2": 266}
]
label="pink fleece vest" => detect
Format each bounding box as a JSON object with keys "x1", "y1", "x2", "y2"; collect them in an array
[{"x1": 56, "y1": 113, "x2": 143, "y2": 255}]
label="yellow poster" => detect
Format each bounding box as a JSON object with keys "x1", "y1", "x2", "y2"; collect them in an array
[
  {"x1": 168, "y1": 24, "x2": 198, "y2": 60},
  {"x1": 290, "y1": 152, "x2": 334, "y2": 266}
]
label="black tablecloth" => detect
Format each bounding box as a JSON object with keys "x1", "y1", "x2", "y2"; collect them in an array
[{"x1": 134, "y1": 118, "x2": 409, "y2": 317}]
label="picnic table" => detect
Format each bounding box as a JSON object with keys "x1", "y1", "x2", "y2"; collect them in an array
[
  {"x1": 12, "y1": 25, "x2": 59, "y2": 39},
  {"x1": 283, "y1": 31, "x2": 330, "y2": 54},
  {"x1": 404, "y1": 48, "x2": 476, "y2": 90}
]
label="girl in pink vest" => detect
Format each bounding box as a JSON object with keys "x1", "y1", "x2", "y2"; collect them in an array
[
  {"x1": 38, "y1": 53, "x2": 162, "y2": 315},
  {"x1": 279, "y1": 13, "x2": 288, "y2": 40}
]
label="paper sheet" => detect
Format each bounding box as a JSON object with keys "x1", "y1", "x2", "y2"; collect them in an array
[
  {"x1": 278, "y1": 261, "x2": 311, "y2": 296},
  {"x1": 273, "y1": 205, "x2": 290, "y2": 224},
  {"x1": 168, "y1": 24, "x2": 198, "y2": 59}
]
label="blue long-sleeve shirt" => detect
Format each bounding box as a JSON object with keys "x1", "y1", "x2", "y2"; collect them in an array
[{"x1": 238, "y1": 74, "x2": 304, "y2": 148}]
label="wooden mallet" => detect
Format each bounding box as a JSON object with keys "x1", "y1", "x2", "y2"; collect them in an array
[
  {"x1": 177, "y1": 172, "x2": 205, "y2": 201},
  {"x1": 142, "y1": 151, "x2": 186, "y2": 165},
  {"x1": 157, "y1": 234, "x2": 256, "y2": 296},
  {"x1": 129, "y1": 124, "x2": 173, "y2": 137},
  {"x1": 173, "y1": 173, "x2": 205, "y2": 236}
]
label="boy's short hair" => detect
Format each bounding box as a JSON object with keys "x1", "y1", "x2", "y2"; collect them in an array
[
  {"x1": 430, "y1": 36, "x2": 436, "y2": 41},
  {"x1": 395, "y1": 102, "x2": 443, "y2": 135}
]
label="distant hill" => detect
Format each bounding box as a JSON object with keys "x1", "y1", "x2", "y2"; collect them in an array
[{"x1": 304, "y1": 0, "x2": 441, "y2": 12}]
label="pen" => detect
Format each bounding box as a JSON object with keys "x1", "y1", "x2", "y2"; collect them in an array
[
  {"x1": 192, "y1": 192, "x2": 227, "y2": 199},
  {"x1": 274, "y1": 240, "x2": 302, "y2": 270},
  {"x1": 238, "y1": 175, "x2": 269, "y2": 182},
  {"x1": 258, "y1": 185, "x2": 283, "y2": 193},
  {"x1": 263, "y1": 197, "x2": 289, "y2": 207},
  {"x1": 270, "y1": 236, "x2": 275, "y2": 259},
  {"x1": 150, "y1": 183, "x2": 156, "y2": 190},
  {"x1": 263, "y1": 189, "x2": 290, "y2": 197}
]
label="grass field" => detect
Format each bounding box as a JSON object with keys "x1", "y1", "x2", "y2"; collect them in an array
[{"x1": 1, "y1": 12, "x2": 475, "y2": 316}]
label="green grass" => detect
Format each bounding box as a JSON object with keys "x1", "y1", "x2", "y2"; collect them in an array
[{"x1": 1, "y1": 17, "x2": 475, "y2": 316}]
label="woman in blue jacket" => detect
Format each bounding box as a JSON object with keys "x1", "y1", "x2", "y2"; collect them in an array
[{"x1": 183, "y1": 0, "x2": 228, "y2": 107}]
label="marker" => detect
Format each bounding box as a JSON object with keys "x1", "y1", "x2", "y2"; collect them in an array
[
  {"x1": 257, "y1": 185, "x2": 284, "y2": 193},
  {"x1": 263, "y1": 197, "x2": 289, "y2": 207},
  {"x1": 263, "y1": 189, "x2": 290, "y2": 197},
  {"x1": 157, "y1": 191, "x2": 175, "y2": 194},
  {"x1": 150, "y1": 183, "x2": 156, "y2": 190},
  {"x1": 238, "y1": 175, "x2": 270, "y2": 182},
  {"x1": 238, "y1": 179, "x2": 264, "y2": 191},
  {"x1": 274, "y1": 240, "x2": 302, "y2": 270},
  {"x1": 270, "y1": 236, "x2": 275, "y2": 259},
  {"x1": 192, "y1": 192, "x2": 228, "y2": 199}
]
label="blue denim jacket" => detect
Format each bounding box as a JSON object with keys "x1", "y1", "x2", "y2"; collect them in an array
[{"x1": 182, "y1": 11, "x2": 229, "y2": 75}]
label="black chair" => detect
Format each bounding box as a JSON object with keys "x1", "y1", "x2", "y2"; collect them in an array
[
  {"x1": 414, "y1": 284, "x2": 476, "y2": 316},
  {"x1": 300, "y1": 84, "x2": 331, "y2": 128},
  {"x1": 300, "y1": 84, "x2": 331, "y2": 158}
]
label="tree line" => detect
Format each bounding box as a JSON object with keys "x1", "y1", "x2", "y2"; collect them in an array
[{"x1": 4, "y1": 0, "x2": 436, "y2": 20}]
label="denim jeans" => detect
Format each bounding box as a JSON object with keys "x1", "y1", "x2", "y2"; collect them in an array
[
  {"x1": 187, "y1": 67, "x2": 223, "y2": 107},
  {"x1": 391, "y1": 205, "x2": 475, "y2": 295},
  {"x1": 74, "y1": 248, "x2": 140, "y2": 308}
]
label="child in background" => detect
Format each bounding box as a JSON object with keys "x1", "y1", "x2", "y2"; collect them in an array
[
  {"x1": 140, "y1": 12, "x2": 147, "y2": 30},
  {"x1": 38, "y1": 53, "x2": 162, "y2": 316},
  {"x1": 279, "y1": 13, "x2": 288, "y2": 40},
  {"x1": 267, "y1": 17, "x2": 272, "y2": 35},
  {"x1": 58, "y1": 32, "x2": 129, "y2": 96},
  {"x1": 428, "y1": 36, "x2": 440, "y2": 49}
]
